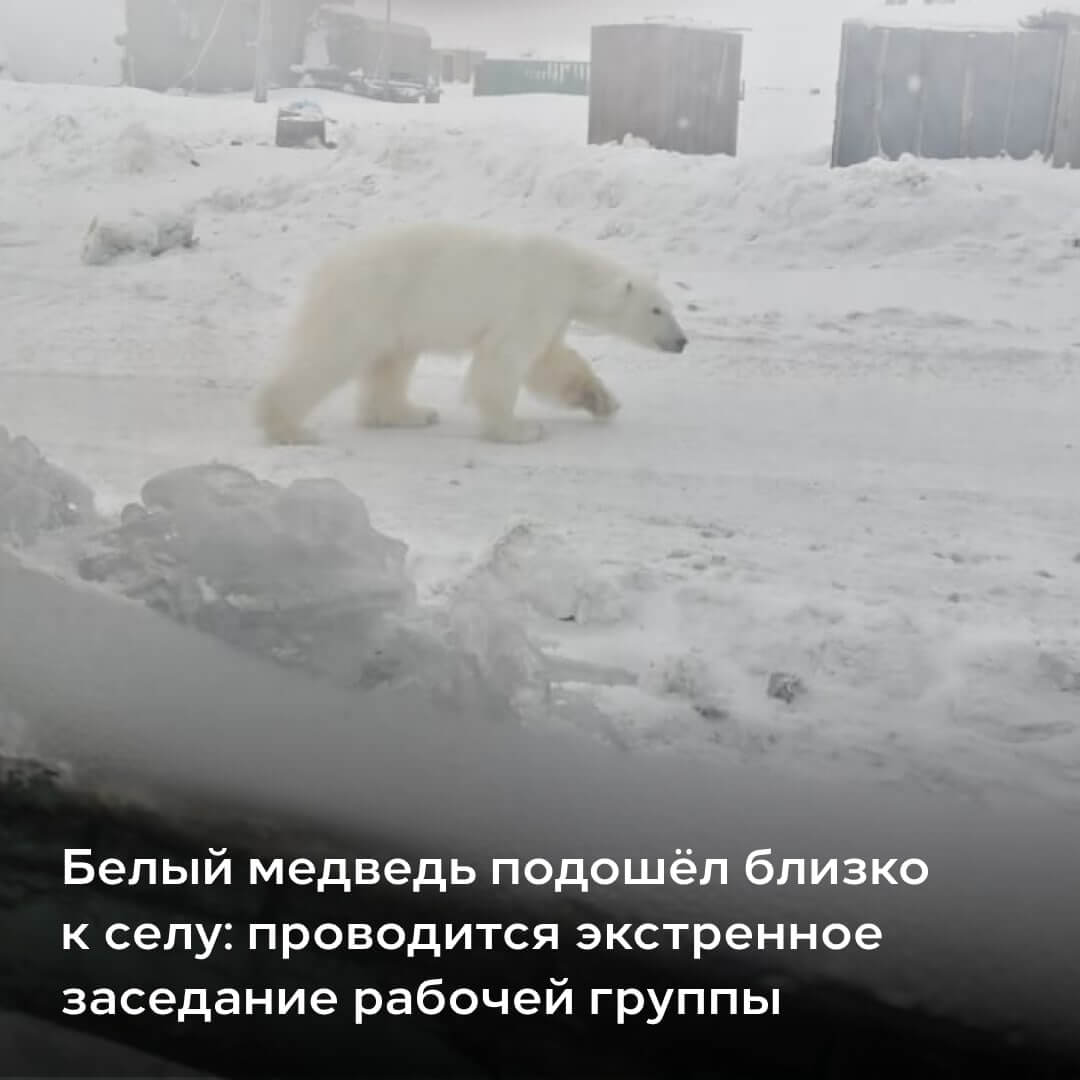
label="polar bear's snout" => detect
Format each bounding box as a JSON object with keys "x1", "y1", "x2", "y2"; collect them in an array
[
  {"x1": 656, "y1": 312, "x2": 689, "y2": 353},
  {"x1": 661, "y1": 330, "x2": 689, "y2": 354}
]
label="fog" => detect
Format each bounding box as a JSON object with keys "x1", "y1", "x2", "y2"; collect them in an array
[{"x1": 0, "y1": 0, "x2": 1050, "y2": 89}]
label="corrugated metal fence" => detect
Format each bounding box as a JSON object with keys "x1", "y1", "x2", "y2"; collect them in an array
[
  {"x1": 587, "y1": 24, "x2": 743, "y2": 156},
  {"x1": 473, "y1": 59, "x2": 589, "y2": 96},
  {"x1": 1053, "y1": 32, "x2": 1080, "y2": 167},
  {"x1": 832, "y1": 21, "x2": 1079, "y2": 167}
]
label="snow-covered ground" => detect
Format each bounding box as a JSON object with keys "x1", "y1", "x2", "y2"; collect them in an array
[{"x1": 1, "y1": 77, "x2": 1078, "y2": 817}]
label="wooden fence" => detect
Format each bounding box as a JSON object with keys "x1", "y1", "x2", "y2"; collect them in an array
[
  {"x1": 832, "y1": 21, "x2": 1080, "y2": 167},
  {"x1": 587, "y1": 23, "x2": 743, "y2": 156}
]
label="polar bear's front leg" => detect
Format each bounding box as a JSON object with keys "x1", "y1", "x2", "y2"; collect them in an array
[
  {"x1": 465, "y1": 339, "x2": 547, "y2": 444},
  {"x1": 255, "y1": 357, "x2": 353, "y2": 445},
  {"x1": 524, "y1": 340, "x2": 620, "y2": 419},
  {"x1": 359, "y1": 351, "x2": 439, "y2": 429}
]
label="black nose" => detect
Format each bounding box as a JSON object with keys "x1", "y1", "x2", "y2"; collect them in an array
[{"x1": 673, "y1": 335, "x2": 688, "y2": 353}]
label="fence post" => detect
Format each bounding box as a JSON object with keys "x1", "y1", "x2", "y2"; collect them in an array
[
  {"x1": 871, "y1": 28, "x2": 891, "y2": 158},
  {"x1": 960, "y1": 33, "x2": 976, "y2": 157},
  {"x1": 253, "y1": 0, "x2": 271, "y2": 103},
  {"x1": 1043, "y1": 31, "x2": 1068, "y2": 159}
]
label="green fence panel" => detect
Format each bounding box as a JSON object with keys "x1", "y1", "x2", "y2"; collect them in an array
[{"x1": 474, "y1": 59, "x2": 590, "y2": 96}]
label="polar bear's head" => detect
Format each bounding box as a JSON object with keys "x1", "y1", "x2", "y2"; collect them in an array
[{"x1": 597, "y1": 273, "x2": 688, "y2": 354}]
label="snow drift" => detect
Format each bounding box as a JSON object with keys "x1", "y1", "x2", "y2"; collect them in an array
[
  {"x1": 81, "y1": 210, "x2": 196, "y2": 266},
  {"x1": 0, "y1": 426, "x2": 96, "y2": 546},
  {"x1": 1, "y1": 543, "x2": 1080, "y2": 1061},
  {"x1": 0, "y1": 437, "x2": 546, "y2": 727}
]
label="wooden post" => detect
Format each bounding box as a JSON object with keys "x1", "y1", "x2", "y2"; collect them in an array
[{"x1": 254, "y1": 0, "x2": 271, "y2": 103}]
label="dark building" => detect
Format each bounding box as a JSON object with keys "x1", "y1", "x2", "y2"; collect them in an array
[
  {"x1": 117, "y1": 0, "x2": 432, "y2": 95},
  {"x1": 119, "y1": 0, "x2": 321, "y2": 92}
]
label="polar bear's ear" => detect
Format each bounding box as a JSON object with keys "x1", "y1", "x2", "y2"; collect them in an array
[{"x1": 624, "y1": 279, "x2": 634, "y2": 294}]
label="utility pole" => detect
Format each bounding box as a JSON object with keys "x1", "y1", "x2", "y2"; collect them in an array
[{"x1": 254, "y1": 0, "x2": 271, "y2": 103}]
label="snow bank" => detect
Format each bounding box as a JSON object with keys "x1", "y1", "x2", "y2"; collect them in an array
[
  {"x1": 459, "y1": 522, "x2": 631, "y2": 628},
  {"x1": 5, "y1": 79, "x2": 1077, "y2": 273},
  {"x1": 111, "y1": 122, "x2": 202, "y2": 175},
  {"x1": 0, "y1": 427, "x2": 96, "y2": 546},
  {"x1": 0, "y1": 444, "x2": 547, "y2": 722},
  {"x1": 81, "y1": 209, "x2": 197, "y2": 266},
  {"x1": 217, "y1": 104, "x2": 1079, "y2": 271},
  {"x1": 76, "y1": 463, "x2": 415, "y2": 678},
  {"x1": 290, "y1": 131, "x2": 1074, "y2": 278},
  {"x1": 0, "y1": 84, "x2": 227, "y2": 179},
  {"x1": 72, "y1": 462, "x2": 545, "y2": 713}
]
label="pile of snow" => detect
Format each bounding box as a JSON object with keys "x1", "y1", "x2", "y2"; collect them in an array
[
  {"x1": 62, "y1": 461, "x2": 546, "y2": 716},
  {"x1": 112, "y1": 121, "x2": 201, "y2": 175},
  {"x1": 76, "y1": 464, "x2": 413, "y2": 680},
  {"x1": 433, "y1": 516, "x2": 1080, "y2": 806},
  {"x1": 0, "y1": 437, "x2": 551, "y2": 726},
  {"x1": 81, "y1": 210, "x2": 197, "y2": 266},
  {"x1": 280, "y1": 100, "x2": 327, "y2": 124},
  {"x1": 459, "y1": 522, "x2": 631, "y2": 628},
  {"x1": 0, "y1": 427, "x2": 96, "y2": 547},
  {"x1": 0, "y1": 84, "x2": 232, "y2": 179}
]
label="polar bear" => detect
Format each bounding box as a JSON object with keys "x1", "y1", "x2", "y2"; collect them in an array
[{"x1": 255, "y1": 222, "x2": 687, "y2": 445}]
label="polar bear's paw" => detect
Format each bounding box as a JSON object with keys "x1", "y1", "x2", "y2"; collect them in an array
[
  {"x1": 578, "y1": 380, "x2": 620, "y2": 420},
  {"x1": 482, "y1": 418, "x2": 547, "y2": 444}
]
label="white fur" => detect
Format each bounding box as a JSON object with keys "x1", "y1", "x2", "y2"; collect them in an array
[
  {"x1": 525, "y1": 340, "x2": 621, "y2": 420},
  {"x1": 255, "y1": 222, "x2": 688, "y2": 445}
]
